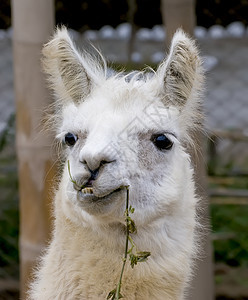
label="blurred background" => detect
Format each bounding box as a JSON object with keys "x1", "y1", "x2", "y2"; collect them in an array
[{"x1": 0, "y1": 0, "x2": 248, "y2": 299}]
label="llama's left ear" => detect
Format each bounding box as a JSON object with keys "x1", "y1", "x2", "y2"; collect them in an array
[
  {"x1": 157, "y1": 29, "x2": 204, "y2": 107},
  {"x1": 42, "y1": 27, "x2": 94, "y2": 105}
]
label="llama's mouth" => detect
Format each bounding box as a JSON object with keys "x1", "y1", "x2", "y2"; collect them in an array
[
  {"x1": 78, "y1": 186, "x2": 123, "y2": 201},
  {"x1": 75, "y1": 186, "x2": 126, "y2": 215}
]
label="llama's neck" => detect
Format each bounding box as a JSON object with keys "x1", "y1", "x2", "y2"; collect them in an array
[
  {"x1": 55, "y1": 176, "x2": 196, "y2": 256},
  {"x1": 52, "y1": 185, "x2": 196, "y2": 296}
]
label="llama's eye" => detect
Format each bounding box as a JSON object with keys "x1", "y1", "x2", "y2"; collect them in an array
[
  {"x1": 64, "y1": 133, "x2": 78, "y2": 146},
  {"x1": 152, "y1": 134, "x2": 173, "y2": 151}
]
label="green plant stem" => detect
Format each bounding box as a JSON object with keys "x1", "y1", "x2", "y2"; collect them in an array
[
  {"x1": 67, "y1": 160, "x2": 79, "y2": 186},
  {"x1": 115, "y1": 186, "x2": 130, "y2": 299},
  {"x1": 67, "y1": 160, "x2": 74, "y2": 182}
]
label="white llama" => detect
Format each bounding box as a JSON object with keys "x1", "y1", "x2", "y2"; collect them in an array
[{"x1": 29, "y1": 27, "x2": 204, "y2": 300}]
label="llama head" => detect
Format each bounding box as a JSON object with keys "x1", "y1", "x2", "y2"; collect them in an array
[{"x1": 43, "y1": 27, "x2": 204, "y2": 226}]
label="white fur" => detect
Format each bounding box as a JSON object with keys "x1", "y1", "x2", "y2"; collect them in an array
[{"x1": 29, "y1": 27, "x2": 204, "y2": 300}]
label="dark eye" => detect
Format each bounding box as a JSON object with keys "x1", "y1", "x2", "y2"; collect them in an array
[
  {"x1": 152, "y1": 134, "x2": 173, "y2": 151},
  {"x1": 64, "y1": 133, "x2": 78, "y2": 146}
]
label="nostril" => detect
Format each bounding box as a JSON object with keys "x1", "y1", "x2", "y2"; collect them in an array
[
  {"x1": 80, "y1": 159, "x2": 87, "y2": 165},
  {"x1": 100, "y1": 159, "x2": 116, "y2": 166}
]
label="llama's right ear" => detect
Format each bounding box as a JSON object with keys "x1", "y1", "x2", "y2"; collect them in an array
[{"x1": 42, "y1": 27, "x2": 92, "y2": 105}]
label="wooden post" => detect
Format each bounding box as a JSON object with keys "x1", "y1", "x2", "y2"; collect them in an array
[
  {"x1": 11, "y1": 0, "x2": 55, "y2": 297},
  {"x1": 161, "y1": 1, "x2": 215, "y2": 299},
  {"x1": 189, "y1": 133, "x2": 215, "y2": 300},
  {"x1": 161, "y1": 0, "x2": 195, "y2": 44}
]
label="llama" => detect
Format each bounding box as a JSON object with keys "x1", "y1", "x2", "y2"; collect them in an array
[{"x1": 29, "y1": 27, "x2": 204, "y2": 300}]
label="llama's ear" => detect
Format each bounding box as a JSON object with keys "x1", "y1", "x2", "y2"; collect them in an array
[
  {"x1": 157, "y1": 29, "x2": 203, "y2": 107},
  {"x1": 42, "y1": 27, "x2": 92, "y2": 105}
]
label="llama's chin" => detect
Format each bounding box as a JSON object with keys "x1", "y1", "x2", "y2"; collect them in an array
[{"x1": 75, "y1": 187, "x2": 125, "y2": 216}]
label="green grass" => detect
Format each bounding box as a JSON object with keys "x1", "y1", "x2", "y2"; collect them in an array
[
  {"x1": 211, "y1": 204, "x2": 248, "y2": 267},
  {"x1": 208, "y1": 137, "x2": 248, "y2": 268}
]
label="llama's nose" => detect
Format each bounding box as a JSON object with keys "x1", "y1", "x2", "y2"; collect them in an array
[
  {"x1": 89, "y1": 168, "x2": 99, "y2": 180},
  {"x1": 79, "y1": 146, "x2": 115, "y2": 174}
]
